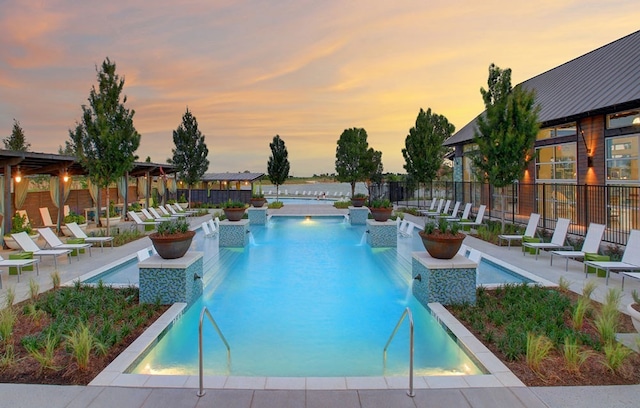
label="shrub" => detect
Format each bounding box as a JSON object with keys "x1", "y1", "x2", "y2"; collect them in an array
[
  {"x1": 221, "y1": 199, "x2": 246, "y2": 209},
  {"x1": 563, "y1": 337, "x2": 592, "y2": 373},
  {"x1": 155, "y1": 218, "x2": 190, "y2": 236},
  {"x1": 370, "y1": 198, "x2": 392, "y2": 208},
  {"x1": 63, "y1": 212, "x2": 86, "y2": 225},
  {"x1": 9, "y1": 213, "x2": 32, "y2": 235},
  {"x1": 526, "y1": 333, "x2": 554, "y2": 372}
]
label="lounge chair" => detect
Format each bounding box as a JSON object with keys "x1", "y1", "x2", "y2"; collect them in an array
[
  {"x1": 65, "y1": 222, "x2": 114, "y2": 251},
  {"x1": 11, "y1": 231, "x2": 72, "y2": 268},
  {"x1": 523, "y1": 218, "x2": 572, "y2": 260},
  {"x1": 436, "y1": 201, "x2": 460, "y2": 219},
  {"x1": 585, "y1": 229, "x2": 640, "y2": 285},
  {"x1": 550, "y1": 223, "x2": 606, "y2": 271},
  {"x1": 39, "y1": 207, "x2": 57, "y2": 230},
  {"x1": 149, "y1": 207, "x2": 175, "y2": 220},
  {"x1": 0, "y1": 255, "x2": 40, "y2": 287},
  {"x1": 208, "y1": 219, "x2": 218, "y2": 236},
  {"x1": 427, "y1": 200, "x2": 451, "y2": 218},
  {"x1": 141, "y1": 208, "x2": 165, "y2": 222},
  {"x1": 498, "y1": 213, "x2": 541, "y2": 249},
  {"x1": 459, "y1": 205, "x2": 487, "y2": 230},
  {"x1": 169, "y1": 203, "x2": 197, "y2": 216},
  {"x1": 420, "y1": 199, "x2": 443, "y2": 217},
  {"x1": 157, "y1": 205, "x2": 185, "y2": 218},
  {"x1": 444, "y1": 203, "x2": 471, "y2": 222},
  {"x1": 37, "y1": 227, "x2": 92, "y2": 259},
  {"x1": 128, "y1": 211, "x2": 161, "y2": 231}
]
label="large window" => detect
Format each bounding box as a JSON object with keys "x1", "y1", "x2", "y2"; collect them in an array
[
  {"x1": 537, "y1": 123, "x2": 577, "y2": 141},
  {"x1": 607, "y1": 110, "x2": 640, "y2": 129},
  {"x1": 606, "y1": 135, "x2": 639, "y2": 183},
  {"x1": 535, "y1": 143, "x2": 577, "y2": 182}
]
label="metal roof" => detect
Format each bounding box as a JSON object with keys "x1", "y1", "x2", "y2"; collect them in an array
[
  {"x1": 445, "y1": 30, "x2": 640, "y2": 146},
  {"x1": 201, "y1": 172, "x2": 265, "y2": 182}
]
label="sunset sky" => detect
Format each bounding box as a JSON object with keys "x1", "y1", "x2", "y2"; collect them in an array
[{"x1": 1, "y1": 1, "x2": 638, "y2": 176}]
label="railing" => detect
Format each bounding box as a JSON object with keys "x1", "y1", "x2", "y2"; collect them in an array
[
  {"x1": 383, "y1": 307, "x2": 415, "y2": 397},
  {"x1": 197, "y1": 307, "x2": 231, "y2": 397}
]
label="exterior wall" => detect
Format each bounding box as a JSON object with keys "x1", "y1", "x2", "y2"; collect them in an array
[{"x1": 578, "y1": 115, "x2": 606, "y2": 185}]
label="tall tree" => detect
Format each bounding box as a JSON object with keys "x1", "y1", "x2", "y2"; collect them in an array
[
  {"x1": 168, "y1": 107, "x2": 209, "y2": 206},
  {"x1": 402, "y1": 108, "x2": 454, "y2": 206},
  {"x1": 72, "y1": 57, "x2": 140, "y2": 231},
  {"x1": 363, "y1": 148, "x2": 384, "y2": 200},
  {"x1": 335, "y1": 127, "x2": 370, "y2": 197},
  {"x1": 4, "y1": 119, "x2": 31, "y2": 151},
  {"x1": 267, "y1": 135, "x2": 290, "y2": 201},
  {"x1": 472, "y1": 63, "x2": 540, "y2": 232}
]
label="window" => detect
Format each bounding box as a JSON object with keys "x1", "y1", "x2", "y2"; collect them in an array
[
  {"x1": 606, "y1": 135, "x2": 639, "y2": 183},
  {"x1": 607, "y1": 110, "x2": 640, "y2": 129},
  {"x1": 537, "y1": 123, "x2": 577, "y2": 141},
  {"x1": 535, "y1": 143, "x2": 577, "y2": 182}
]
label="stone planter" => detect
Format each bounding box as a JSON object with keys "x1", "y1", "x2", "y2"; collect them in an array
[
  {"x1": 149, "y1": 230, "x2": 196, "y2": 259},
  {"x1": 627, "y1": 303, "x2": 640, "y2": 333},
  {"x1": 3, "y1": 233, "x2": 40, "y2": 250},
  {"x1": 223, "y1": 207, "x2": 246, "y2": 221},
  {"x1": 351, "y1": 197, "x2": 367, "y2": 207},
  {"x1": 250, "y1": 198, "x2": 267, "y2": 208},
  {"x1": 369, "y1": 207, "x2": 393, "y2": 222},
  {"x1": 61, "y1": 223, "x2": 88, "y2": 237},
  {"x1": 99, "y1": 216, "x2": 121, "y2": 226},
  {"x1": 418, "y1": 230, "x2": 465, "y2": 259},
  {"x1": 178, "y1": 202, "x2": 189, "y2": 209}
]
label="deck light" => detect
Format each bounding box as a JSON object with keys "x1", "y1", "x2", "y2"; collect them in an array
[{"x1": 14, "y1": 167, "x2": 22, "y2": 183}]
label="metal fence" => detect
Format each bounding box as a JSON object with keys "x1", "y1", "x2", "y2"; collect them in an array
[{"x1": 389, "y1": 181, "x2": 639, "y2": 246}]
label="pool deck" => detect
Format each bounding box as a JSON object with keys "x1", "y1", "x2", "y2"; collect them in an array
[{"x1": 1, "y1": 206, "x2": 639, "y2": 407}]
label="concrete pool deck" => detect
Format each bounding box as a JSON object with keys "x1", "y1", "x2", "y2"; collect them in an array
[{"x1": 0, "y1": 205, "x2": 639, "y2": 407}]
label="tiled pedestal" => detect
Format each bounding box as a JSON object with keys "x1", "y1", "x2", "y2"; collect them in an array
[
  {"x1": 366, "y1": 219, "x2": 397, "y2": 247},
  {"x1": 219, "y1": 219, "x2": 249, "y2": 247},
  {"x1": 349, "y1": 207, "x2": 369, "y2": 225},
  {"x1": 412, "y1": 252, "x2": 477, "y2": 306},
  {"x1": 139, "y1": 252, "x2": 203, "y2": 305},
  {"x1": 247, "y1": 207, "x2": 267, "y2": 225}
]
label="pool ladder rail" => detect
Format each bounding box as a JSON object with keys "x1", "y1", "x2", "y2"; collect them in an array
[
  {"x1": 198, "y1": 307, "x2": 231, "y2": 397},
  {"x1": 383, "y1": 307, "x2": 415, "y2": 397}
]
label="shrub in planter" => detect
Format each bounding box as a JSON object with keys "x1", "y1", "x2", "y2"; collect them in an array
[
  {"x1": 418, "y1": 218, "x2": 465, "y2": 259},
  {"x1": 369, "y1": 198, "x2": 393, "y2": 222},
  {"x1": 351, "y1": 193, "x2": 367, "y2": 207},
  {"x1": 148, "y1": 218, "x2": 195, "y2": 259}
]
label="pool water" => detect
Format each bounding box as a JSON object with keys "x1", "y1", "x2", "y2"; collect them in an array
[{"x1": 128, "y1": 217, "x2": 483, "y2": 377}]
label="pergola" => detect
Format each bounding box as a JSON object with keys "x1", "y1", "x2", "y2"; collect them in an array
[{"x1": 0, "y1": 150, "x2": 176, "y2": 233}]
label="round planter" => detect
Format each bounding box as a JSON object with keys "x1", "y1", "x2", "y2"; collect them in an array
[
  {"x1": 223, "y1": 207, "x2": 246, "y2": 221},
  {"x1": 61, "y1": 223, "x2": 88, "y2": 237},
  {"x1": 250, "y1": 198, "x2": 267, "y2": 208},
  {"x1": 370, "y1": 207, "x2": 393, "y2": 222},
  {"x1": 627, "y1": 303, "x2": 640, "y2": 333},
  {"x1": 351, "y1": 197, "x2": 367, "y2": 207},
  {"x1": 100, "y1": 216, "x2": 121, "y2": 226},
  {"x1": 4, "y1": 233, "x2": 40, "y2": 250},
  {"x1": 418, "y1": 230, "x2": 465, "y2": 259},
  {"x1": 149, "y1": 230, "x2": 196, "y2": 259},
  {"x1": 178, "y1": 202, "x2": 189, "y2": 209}
]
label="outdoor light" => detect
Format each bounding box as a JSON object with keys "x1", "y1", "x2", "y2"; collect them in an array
[
  {"x1": 633, "y1": 115, "x2": 640, "y2": 125},
  {"x1": 14, "y1": 167, "x2": 22, "y2": 183},
  {"x1": 63, "y1": 172, "x2": 70, "y2": 182},
  {"x1": 587, "y1": 156, "x2": 594, "y2": 168}
]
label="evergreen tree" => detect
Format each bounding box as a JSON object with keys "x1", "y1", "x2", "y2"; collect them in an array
[
  {"x1": 472, "y1": 63, "x2": 540, "y2": 231},
  {"x1": 4, "y1": 119, "x2": 31, "y2": 151},
  {"x1": 72, "y1": 58, "x2": 141, "y2": 231},
  {"x1": 267, "y1": 135, "x2": 290, "y2": 201},
  {"x1": 363, "y1": 148, "x2": 384, "y2": 200},
  {"x1": 168, "y1": 107, "x2": 210, "y2": 205},
  {"x1": 402, "y1": 108, "x2": 454, "y2": 205},
  {"x1": 335, "y1": 127, "x2": 370, "y2": 197}
]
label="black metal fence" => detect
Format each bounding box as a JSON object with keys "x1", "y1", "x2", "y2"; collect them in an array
[{"x1": 389, "y1": 181, "x2": 639, "y2": 246}]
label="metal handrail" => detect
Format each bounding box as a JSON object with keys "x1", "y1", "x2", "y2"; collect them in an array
[
  {"x1": 383, "y1": 307, "x2": 415, "y2": 397},
  {"x1": 197, "y1": 307, "x2": 231, "y2": 397}
]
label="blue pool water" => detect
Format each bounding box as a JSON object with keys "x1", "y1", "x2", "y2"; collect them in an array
[{"x1": 127, "y1": 217, "x2": 483, "y2": 377}]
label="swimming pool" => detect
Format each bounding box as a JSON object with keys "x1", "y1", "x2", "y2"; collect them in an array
[{"x1": 127, "y1": 217, "x2": 483, "y2": 377}]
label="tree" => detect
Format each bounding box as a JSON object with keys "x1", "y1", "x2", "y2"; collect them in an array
[
  {"x1": 363, "y1": 148, "x2": 384, "y2": 200},
  {"x1": 472, "y1": 63, "x2": 540, "y2": 232},
  {"x1": 267, "y1": 135, "x2": 290, "y2": 201},
  {"x1": 72, "y1": 57, "x2": 141, "y2": 231},
  {"x1": 168, "y1": 108, "x2": 209, "y2": 206},
  {"x1": 402, "y1": 108, "x2": 454, "y2": 206},
  {"x1": 4, "y1": 119, "x2": 31, "y2": 151},
  {"x1": 335, "y1": 127, "x2": 370, "y2": 197}
]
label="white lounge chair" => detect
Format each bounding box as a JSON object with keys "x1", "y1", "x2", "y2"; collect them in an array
[
  {"x1": 169, "y1": 203, "x2": 197, "y2": 216},
  {"x1": 11, "y1": 231, "x2": 72, "y2": 268},
  {"x1": 459, "y1": 205, "x2": 487, "y2": 230},
  {"x1": 420, "y1": 199, "x2": 443, "y2": 217},
  {"x1": 39, "y1": 207, "x2": 57, "y2": 230},
  {"x1": 141, "y1": 208, "x2": 165, "y2": 222},
  {"x1": 436, "y1": 201, "x2": 460, "y2": 219},
  {"x1": 37, "y1": 227, "x2": 93, "y2": 259},
  {"x1": 523, "y1": 218, "x2": 572, "y2": 260},
  {"x1": 498, "y1": 213, "x2": 541, "y2": 249},
  {"x1": 158, "y1": 205, "x2": 184, "y2": 218},
  {"x1": 128, "y1": 211, "x2": 161, "y2": 231},
  {"x1": 149, "y1": 207, "x2": 175, "y2": 220},
  {"x1": 585, "y1": 229, "x2": 640, "y2": 286},
  {"x1": 0, "y1": 255, "x2": 40, "y2": 286},
  {"x1": 445, "y1": 203, "x2": 471, "y2": 222},
  {"x1": 65, "y1": 222, "x2": 114, "y2": 251},
  {"x1": 208, "y1": 219, "x2": 218, "y2": 236},
  {"x1": 550, "y1": 223, "x2": 606, "y2": 271}
]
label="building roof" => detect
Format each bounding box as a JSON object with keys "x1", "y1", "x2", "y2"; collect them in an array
[
  {"x1": 445, "y1": 30, "x2": 640, "y2": 146},
  {"x1": 201, "y1": 172, "x2": 265, "y2": 182}
]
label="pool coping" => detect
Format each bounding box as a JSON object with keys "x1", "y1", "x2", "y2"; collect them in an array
[{"x1": 89, "y1": 301, "x2": 525, "y2": 390}]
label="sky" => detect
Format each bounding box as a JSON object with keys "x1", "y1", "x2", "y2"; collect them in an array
[{"x1": 1, "y1": 1, "x2": 638, "y2": 176}]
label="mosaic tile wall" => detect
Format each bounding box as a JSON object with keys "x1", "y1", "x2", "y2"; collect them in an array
[
  {"x1": 248, "y1": 207, "x2": 267, "y2": 225},
  {"x1": 139, "y1": 256, "x2": 203, "y2": 305},
  {"x1": 366, "y1": 219, "x2": 397, "y2": 247},
  {"x1": 219, "y1": 220, "x2": 249, "y2": 247},
  {"x1": 349, "y1": 207, "x2": 369, "y2": 225},
  {"x1": 453, "y1": 156, "x2": 463, "y2": 182},
  {"x1": 411, "y1": 257, "x2": 476, "y2": 306}
]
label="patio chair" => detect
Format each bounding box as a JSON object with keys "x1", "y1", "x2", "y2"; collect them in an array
[
  {"x1": 459, "y1": 205, "x2": 487, "y2": 230},
  {"x1": 419, "y1": 199, "x2": 443, "y2": 217},
  {"x1": 550, "y1": 223, "x2": 606, "y2": 271},
  {"x1": 157, "y1": 205, "x2": 184, "y2": 218},
  {"x1": 11, "y1": 231, "x2": 72, "y2": 269},
  {"x1": 445, "y1": 203, "x2": 471, "y2": 222},
  {"x1": 149, "y1": 207, "x2": 175, "y2": 220},
  {"x1": 436, "y1": 201, "x2": 460, "y2": 219},
  {"x1": 169, "y1": 203, "x2": 198, "y2": 216},
  {"x1": 498, "y1": 213, "x2": 541, "y2": 250},
  {"x1": 0, "y1": 255, "x2": 40, "y2": 287},
  {"x1": 140, "y1": 208, "x2": 165, "y2": 222},
  {"x1": 65, "y1": 222, "x2": 114, "y2": 251},
  {"x1": 39, "y1": 207, "x2": 56, "y2": 230},
  {"x1": 427, "y1": 200, "x2": 451, "y2": 218},
  {"x1": 523, "y1": 218, "x2": 572, "y2": 260},
  {"x1": 128, "y1": 211, "x2": 161, "y2": 231},
  {"x1": 585, "y1": 229, "x2": 640, "y2": 285},
  {"x1": 37, "y1": 227, "x2": 92, "y2": 259}
]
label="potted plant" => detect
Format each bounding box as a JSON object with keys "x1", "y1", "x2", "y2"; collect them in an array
[
  {"x1": 250, "y1": 185, "x2": 267, "y2": 208},
  {"x1": 351, "y1": 193, "x2": 367, "y2": 207},
  {"x1": 4, "y1": 213, "x2": 39, "y2": 250},
  {"x1": 222, "y1": 199, "x2": 247, "y2": 221},
  {"x1": 628, "y1": 289, "x2": 640, "y2": 333},
  {"x1": 99, "y1": 201, "x2": 121, "y2": 226},
  {"x1": 148, "y1": 218, "x2": 195, "y2": 259},
  {"x1": 418, "y1": 217, "x2": 466, "y2": 259},
  {"x1": 178, "y1": 193, "x2": 189, "y2": 209},
  {"x1": 61, "y1": 211, "x2": 88, "y2": 237},
  {"x1": 369, "y1": 198, "x2": 393, "y2": 222}
]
